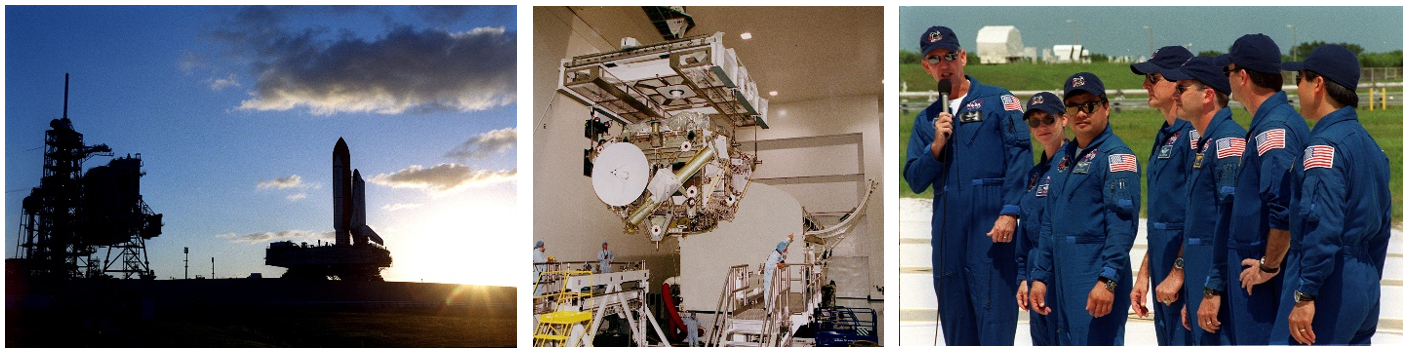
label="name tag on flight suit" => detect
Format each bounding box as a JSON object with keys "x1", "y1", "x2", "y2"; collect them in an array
[
  {"x1": 958, "y1": 110, "x2": 983, "y2": 123},
  {"x1": 1158, "y1": 145, "x2": 1173, "y2": 159}
]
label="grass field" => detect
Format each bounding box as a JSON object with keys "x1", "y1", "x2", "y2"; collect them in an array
[
  {"x1": 902, "y1": 62, "x2": 1404, "y2": 92},
  {"x1": 899, "y1": 106, "x2": 1404, "y2": 225}
]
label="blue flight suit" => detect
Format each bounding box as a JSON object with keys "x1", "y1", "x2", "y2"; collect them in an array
[
  {"x1": 1183, "y1": 107, "x2": 1244, "y2": 345},
  {"x1": 1030, "y1": 125, "x2": 1139, "y2": 346},
  {"x1": 1017, "y1": 144, "x2": 1067, "y2": 346},
  {"x1": 1212, "y1": 91, "x2": 1309, "y2": 344},
  {"x1": 1269, "y1": 106, "x2": 1390, "y2": 345},
  {"x1": 905, "y1": 75, "x2": 1033, "y2": 345},
  {"x1": 1144, "y1": 119, "x2": 1195, "y2": 346}
]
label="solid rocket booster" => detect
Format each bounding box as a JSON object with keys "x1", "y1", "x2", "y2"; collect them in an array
[
  {"x1": 352, "y1": 169, "x2": 366, "y2": 245},
  {"x1": 333, "y1": 138, "x2": 352, "y2": 246}
]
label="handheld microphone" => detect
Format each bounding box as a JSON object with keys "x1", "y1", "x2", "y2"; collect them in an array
[{"x1": 937, "y1": 79, "x2": 952, "y2": 138}]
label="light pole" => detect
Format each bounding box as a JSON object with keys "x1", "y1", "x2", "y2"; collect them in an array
[
  {"x1": 1143, "y1": 25, "x2": 1154, "y2": 55},
  {"x1": 1287, "y1": 24, "x2": 1298, "y2": 61},
  {"x1": 1067, "y1": 19, "x2": 1078, "y2": 61}
]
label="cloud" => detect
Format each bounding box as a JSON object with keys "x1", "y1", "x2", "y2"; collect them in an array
[
  {"x1": 257, "y1": 174, "x2": 303, "y2": 190},
  {"x1": 208, "y1": 73, "x2": 241, "y2": 91},
  {"x1": 211, "y1": 9, "x2": 517, "y2": 116},
  {"x1": 217, "y1": 230, "x2": 334, "y2": 244},
  {"x1": 382, "y1": 203, "x2": 423, "y2": 211},
  {"x1": 368, "y1": 163, "x2": 514, "y2": 194},
  {"x1": 445, "y1": 127, "x2": 515, "y2": 161},
  {"x1": 286, "y1": 193, "x2": 308, "y2": 201}
]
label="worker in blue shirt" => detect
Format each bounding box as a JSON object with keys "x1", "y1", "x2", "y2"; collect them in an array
[
  {"x1": 763, "y1": 236, "x2": 792, "y2": 309},
  {"x1": 1161, "y1": 55, "x2": 1244, "y2": 345},
  {"x1": 1014, "y1": 91, "x2": 1067, "y2": 346},
  {"x1": 1027, "y1": 72, "x2": 1139, "y2": 346},
  {"x1": 597, "y1": 241, "x2": 615, "y2": 273},
  {"x1": 1208, "y1": 33, "x2": 1313, "y2": 345},
  {"x1": 1272, "y1": 44, "x2": 1391, "y2": 345},
  {"x1": 1126, "y1": 45, "x2": 1195, "y2": 346},
  {"x1": 903, "y1": 25, "x2": 1032, "y2": 346}
]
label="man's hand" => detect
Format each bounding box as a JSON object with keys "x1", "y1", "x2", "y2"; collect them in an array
[
  {"x1": 1086, "y1": 281, "x2": 1114, "y2": 318},
  {"x1": 986, "y1": 215, "x2": 1017, "y2": 243},
  {"x1": 1181, "y1": 304, "x2": 1191, "y2": 330},
  {"x1": 1289, "y1": 300, "x2": 1316, "y2": 345},
  {"x1": 1029, "y1": 281, "x2": 1051, "y2": 315},
  {"x1": 1155, "y1": 268, "x2": 1184, "y2": 306},
  {"x1": 1131, "y1": 275, "x2": 1151, "y2": 318},
  {"x1": 1239, "y1": 258, "x2": 1278, "y2": 295},
  {"x1": 1198, "y1": 294, "x2": 1222, "y2": 333},
  {"x1": 930, "y1": 112, "x2": 953, "y2": 159},
  {"x1": 1016, "y1": 281, "x2": 1030, "y2": 311}
]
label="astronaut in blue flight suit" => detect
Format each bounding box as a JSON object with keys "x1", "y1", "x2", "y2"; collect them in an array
[
  {"x1": 1272, "y1": 45, "x2": 1391, "y2": 345},
  {"x1": 1014, "y1": 92, "x2": 1067, "y2": 346},
  {"x1": 1027, "y1": 72, "x2": 1140, "y2": 346},
  {"x1": 1206, "y1": 34, "x2": 1312, "y2": 345},
  {"x1": 903, "y1": 25, "x2": 1032, "y2": 346},
  {"x1": 1161, "y1": 55, "x2": 1244, "y2": 345},
  {"x1": 1126, "y1": 45, "x2": 1195, "y2": 346}
]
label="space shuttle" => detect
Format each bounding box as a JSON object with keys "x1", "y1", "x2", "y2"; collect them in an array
[{"x1": 332, "y1": 138, "x2": 384, "y2": 246}]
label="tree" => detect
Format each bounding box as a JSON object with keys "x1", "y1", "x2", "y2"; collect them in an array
[
  {"x1": 1293, "y1": 41, "x2": 1364, "y2": 59},
  {"x1": 900, "y1": 50, "x2": 921, "y2": 64},
  {"x1": 1197, "y1": 50, "x2": 1224, "y2": 58}
]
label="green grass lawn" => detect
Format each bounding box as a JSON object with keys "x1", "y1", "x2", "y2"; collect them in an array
[
  {"x1": 902, "y1": 62, "x2": 1404, "y2": 92},
  {"x1": 900, "y1": 105, "x2": 1403, "y2": 225}
]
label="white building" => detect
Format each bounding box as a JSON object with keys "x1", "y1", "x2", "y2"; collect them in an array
[
  {"x1": 1052, "y1": 44, "x2": 1090, "y2": 63},
  {"x1": 975, "y1": 26, "x2": 1024, "y2": 64}
]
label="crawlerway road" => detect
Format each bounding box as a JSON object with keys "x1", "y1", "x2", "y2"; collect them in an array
[{"x1": 898, "y1": 198, "x2": 1404, "y2": 346}]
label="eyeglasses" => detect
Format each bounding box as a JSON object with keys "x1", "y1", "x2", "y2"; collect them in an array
[
  {"x1": 1146, "y1": 73, "x2": 1160, "y2": 84},
  {"x1": 1026, "y1": 114, "x2": 1057, "y2": 128},
  {"x1": 1175, "y1": 83, "x2": 1206, "y2": 95},
  {"x1": 926, "y1": 52, "x2": 960, "y2": 64},
  {"x1": 1065, "y1": 101, "x2": 1104, "y2": 115},
  {"x1": 1222, "y1": 66, "x2": 1245, "y2": 77}
]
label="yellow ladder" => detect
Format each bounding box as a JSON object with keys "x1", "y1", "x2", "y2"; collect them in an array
[
  {"x1": 532, "y1": 270, "x2": 595, "y2": 346},
  {"x1": 533, "y1": 311, "x2": 592, "y2": 346}
]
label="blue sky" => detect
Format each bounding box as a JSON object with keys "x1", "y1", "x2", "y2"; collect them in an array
[
  {"x1": 5, "y1": 5, "x2": 519, "y2": 286},
  {"x1": 901, "y1": 7, "x2": 1402, "y2": 57}
]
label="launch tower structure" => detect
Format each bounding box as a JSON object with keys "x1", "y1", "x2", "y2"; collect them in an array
[{"x1": 11, "y1": 74, "x2": 163, "y2": 280}]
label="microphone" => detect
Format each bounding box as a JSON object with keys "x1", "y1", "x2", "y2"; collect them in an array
[{"x1": 937, "y1": 79, "x2": 952, "y2": 139}]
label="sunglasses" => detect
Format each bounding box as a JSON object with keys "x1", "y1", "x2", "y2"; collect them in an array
[
  {"x1": 1026, "y1": 114, "x2": 1057, "y2": 128},
  {"x1": 1146, "y1": 73, "x2": 1160, "y2": 84},
  {"x1": 1065, "y1": 101, "x2": 1104, "y2": 115},
  {"x1": 1176, "y1": 83, "x2": 1205, "y2": 95},
  {"x1": 926, "y1": 52, "x2": 960, "y2": 65},
  {"x1": 1223, "y1": 66, "x2": 1245, "y2": 77}
]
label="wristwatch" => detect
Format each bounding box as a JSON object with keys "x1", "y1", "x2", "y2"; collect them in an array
[
  {"x1": 1259, "y1": 257, "x2": 1280, "y2": 273},
  {"x1": 1294, "y1": 290, "x2": 1317, "y2": 303},
  {"x1": 1099, "y1": 276, "x2": 1117, "y2": 292},
  {"x1": 1204, "y1": 287, "x2": 1221, "y2": 297},
  {"x1": 1174, "y1": 257, "x2": 1185, "y2": 271}
]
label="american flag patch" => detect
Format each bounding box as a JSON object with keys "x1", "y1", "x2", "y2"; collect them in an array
[
  {"x1": 1303, "y1": 145, "x2": 1335, "y2": 170},
  {"x1": 1216, "y1": 137, "x2": 1245, "y2": 159},
  {"x1": 1189, "y1": 130, "x2": 1199, "y2": 149},
  {"x1": 1002, "y1": 94, "x2": 1022, "y2": 111},
  {"x1": 1256, "y1": 129, "x2": 1286, "y2": 156},
  {"x1": 1109, "y1": 154, "x2": 1138, "y2": 173}
]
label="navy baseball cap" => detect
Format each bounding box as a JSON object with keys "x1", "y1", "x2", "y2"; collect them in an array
[
  {"x1": 919, "y1": 26, "x2": 961, "y2": 55},
  {"x1": 1026, "y1": 92, "x2": 1065, "y2": 117},
  {"x1": 1063, "y1": 72, "x2": 1105, "y2": 100},
  {"x1": 1131, "y1": 46, "x2": 1194, "y2": 75},
  {"x1": 1282, "y1": 44, "x2": 1361, "y2": 91},
  {"x1": 1161, "y1": 56, "x2": 1231, "y2": 95},
  {"x1": 1214, "y1": 34, "x2": 1282, "y2": 74}
]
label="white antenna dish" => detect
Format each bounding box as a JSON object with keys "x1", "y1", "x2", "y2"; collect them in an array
[{"x1": 592, "y1": 142, "x2": 651, "y2": 206}]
